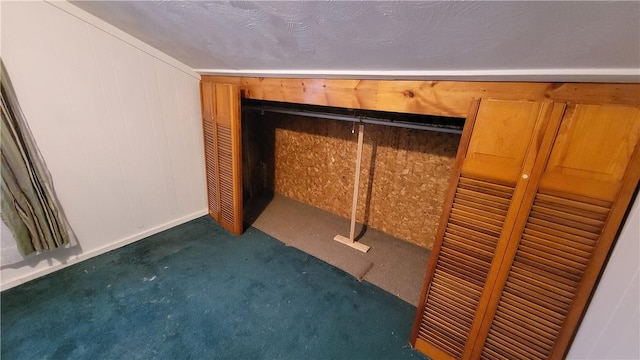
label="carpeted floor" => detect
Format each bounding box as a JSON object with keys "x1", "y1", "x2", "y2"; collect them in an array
[{"x1": 1, "y1": 216, "x2": 428, "y2": 360}]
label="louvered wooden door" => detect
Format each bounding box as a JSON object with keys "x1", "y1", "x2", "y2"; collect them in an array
[
  {"x1": 411, "y1": 100, "x2": 640, "y2": 360},
  {"x1": 201, "y1": 82, "x2": 243, "y2": 235},
  {"x1": 468, "y1": 103, "x2": 640, "y2": 359},
  {"x1": 410, "y1": 99, "x2": 558, "y2": 359}
]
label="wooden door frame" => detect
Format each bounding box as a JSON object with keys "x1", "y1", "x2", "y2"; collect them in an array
[{"x1": 201, "y1": 76, "x2": 639, "y2": 118}]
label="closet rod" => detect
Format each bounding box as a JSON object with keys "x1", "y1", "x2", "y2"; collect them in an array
[{"x1": 243, "y1": 105, "x2": 463, "y2": 134}]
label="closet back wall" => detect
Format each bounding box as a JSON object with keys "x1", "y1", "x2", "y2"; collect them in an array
[{"x1": 247, "y1": 112, "x2": 460, "y2": 248}]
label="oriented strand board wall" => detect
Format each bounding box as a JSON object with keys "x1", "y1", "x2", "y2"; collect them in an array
[{"x1": 269, "y1": 113, "x2": 460, "y2": 249}]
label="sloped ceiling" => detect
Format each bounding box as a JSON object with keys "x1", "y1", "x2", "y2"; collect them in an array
[{"x1": 71, "y1": 1, "x2": 640, "y2": 82}]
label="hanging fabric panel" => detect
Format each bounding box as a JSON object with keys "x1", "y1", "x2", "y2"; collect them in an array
[{"x1": 0, "y1": 62, "x2": 75, "y2": 256}]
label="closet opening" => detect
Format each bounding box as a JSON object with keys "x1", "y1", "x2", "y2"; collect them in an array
[{"x1": 241, "y1": 98, "x2": 464, "y2": 304}]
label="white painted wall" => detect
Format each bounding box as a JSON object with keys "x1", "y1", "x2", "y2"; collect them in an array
[
  {"x1": 0, "y1": 1, "x2": 207, "y2": 290},
  {"x1": 568, "y1": 195, "x2": 640, "y2": 359}
]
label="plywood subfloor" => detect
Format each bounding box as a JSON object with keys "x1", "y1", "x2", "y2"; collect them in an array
[{"x1": 247, "y1": 194, "x2": 431, "y2": 306}]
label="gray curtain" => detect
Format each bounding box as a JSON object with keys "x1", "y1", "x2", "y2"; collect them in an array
[{"x1": 1, "y1": 61, "x2": 75, "y2": 256}]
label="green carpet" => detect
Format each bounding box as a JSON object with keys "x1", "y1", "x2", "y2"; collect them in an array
[{"x1": 1, "y1": 216, "x2": 427, "y2": 359}]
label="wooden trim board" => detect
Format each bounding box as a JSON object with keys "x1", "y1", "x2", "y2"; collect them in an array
[{"x1": 201, "y1": 76, "x2": 640, "y2": 118}]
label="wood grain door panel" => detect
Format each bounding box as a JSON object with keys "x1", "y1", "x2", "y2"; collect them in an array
[
  {"x1": 412, "y1": 99, "x2": 556, "y2": 359},
  {"x1": 462, "y1": 100, "x2": 550, "y2": 185},
  {"x1": 201, "y1": 82, "x2": 243, "y2": 235},
  {"x1": 540, "y1": 104, "x2": 640, "y2": 201},
  {"x1": 470, "y1": 103, "x2": 640, "y2": 359},
  {"x1": 414, "y1": 98, "x2": 640, "y2": 360}
]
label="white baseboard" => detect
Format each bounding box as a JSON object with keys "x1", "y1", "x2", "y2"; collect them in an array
[{"x1": 0, "y1": 209, "x2": 208, "y2": 291}]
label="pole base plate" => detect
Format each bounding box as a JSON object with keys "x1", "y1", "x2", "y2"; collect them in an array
[{"x1": 333, "y1": 235, "x2": 370, "y2": 253}]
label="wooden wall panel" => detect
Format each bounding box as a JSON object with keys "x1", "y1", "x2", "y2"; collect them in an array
[
  {"x1": 255, "y1": 113, "x2": 460, "y2": 249},
  {"x1": 203, "y1": 76, "x2": 640, "y2": 118},
  {"x1": 272, "y1": 115, "x2": 354, "y2": 218},
  {"x1": 364, "y1": 124, "x2": 460, "y2": 248}
]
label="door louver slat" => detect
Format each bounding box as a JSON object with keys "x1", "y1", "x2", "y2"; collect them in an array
[
  {"x1": 500, "y1": 294, "x2": 563, "y2": 333},
  {"x1": 481, "y1": 192, "x2": 607, "y2": 359},
  {"x1": 417, "y1": 176, "x2": 514, "y2": 359},
  {"x1": 413, "y1": 101, "x2": 640, "y2": 360},
  {"x1": 217, "y1": 124, "x2": 235, "y2": 226},
  {"x1": 201, "y1": 82, "x2": 243, "y2": 235},
  {"x1": 203, "y1": 115, "x2": 219, "y2": 213}
]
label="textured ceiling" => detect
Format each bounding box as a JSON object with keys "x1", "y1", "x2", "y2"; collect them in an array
[{"x1": 71, "y1": 1, "x2": 640, "y2": 81}]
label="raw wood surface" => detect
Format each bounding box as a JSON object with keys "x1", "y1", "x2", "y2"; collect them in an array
[
  {"x1": 246, "y1": 112, "x2": 460, "y2": 249},
  {"x1": 464, "y1": 102, "x2": 640, "y2": 359},
  {"x1": 201, "y1": 82, "x2": 220, "y2": 217},
  {"x1": 201, "y1": 76, "x2": 640, "y2": 360},
  {"x1": 540, "y1": 104, "x2": 640, "y2": 201},
  {"x1": 412, "y1": 99, "x2": 552, "y2": 359},
  {"x1": 201, "y1": 81, "x2": 243, "y2": 235},
  {"x1": 463, "y1": 101, "x2": 565, "y2": 359},
  {"x1": 551, "y1": 135, "x2": 640, "y2": 359},
  {"x1": 412, "y1": 101, "x2": 640, "y2": 359},
  {"x1": 462, "y1": 100, "x2": 550, "y2": 185},
  {"x1": 410, "y1": 99, "x2": 480, "y2": 347},
  {"x1": 202, "y1": 76, "x2": 640, "y2": 118},
  {"x1": 348, "y1": 124, "x2": 365, "y2": 242}
]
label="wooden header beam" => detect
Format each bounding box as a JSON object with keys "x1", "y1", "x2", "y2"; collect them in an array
[{"x1": 201, "y1": 76, "x2": 640, "y2": 118}]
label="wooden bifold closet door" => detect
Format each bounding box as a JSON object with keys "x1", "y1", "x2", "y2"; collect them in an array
[
  {"x1": 200, "y1": 82, "x2": 243, "y2": 235},
  {"x1": 411, "y1": 99, "x2": 640, "y2": 360}
]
